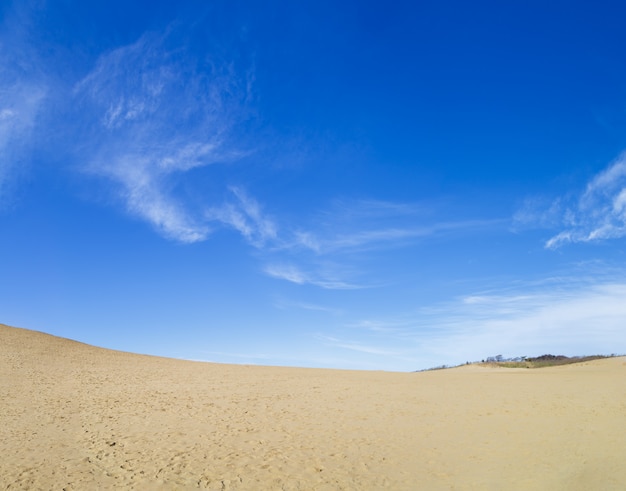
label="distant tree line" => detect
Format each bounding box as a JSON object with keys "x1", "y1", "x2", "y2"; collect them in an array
[
  {"x1": 482, "y1": 353, "x2": 619, "y2": 363},
  {"x1": 417, "y1": 353, "x2": 623, "y2": 372}
]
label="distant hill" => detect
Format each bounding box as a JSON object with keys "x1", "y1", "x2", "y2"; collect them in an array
[
  {"x1": 420, "y1": 354, "x2": 623, "y2": 371},
  {"x1": 483, "y1": 354, "x2": 620, "y2": 369}
]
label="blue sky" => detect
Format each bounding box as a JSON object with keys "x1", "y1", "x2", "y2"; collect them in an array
[{"x1": 2, "y1": 0, "x2": 626, "y2": 371}]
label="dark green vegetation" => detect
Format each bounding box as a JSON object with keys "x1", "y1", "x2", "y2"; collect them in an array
[
  {"x1": 483, "y1": 354, "x2": 619, "y2": 369},
  {"x1": 419, "y1": 354, "x2": 623, "y2": 371}
]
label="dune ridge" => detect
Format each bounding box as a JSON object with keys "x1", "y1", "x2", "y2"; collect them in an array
[{"x1": 1, "y1": 323, "x2": 625, "y2": 490}]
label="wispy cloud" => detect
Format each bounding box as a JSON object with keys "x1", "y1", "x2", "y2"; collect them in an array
[
  {"x1": 273, "y1": 297, "x2": 342, "y2": 315},
  {"x1": 108, "y1": 157, "x2": 211, "y2": 243},
  {"x1": 311, "y1": 274, "x2": 626, "y2": 370},
  {"x1": 344, "y1": 319, "x2": 412, "y2": 334},
  {"x1": 207, "y1": 186, "x2": 278, "y2": 248},
  {"x1": 73, "y1": 31, "x2": 253, "y2": 242},
  {"x1": 287, "y1": 198, "x2": 432, "y2": 253},
  {"x1": 516, "y1": 152, "x2": 626, "y2": 249},
  {"x1": 263, "y1": 263, "x2": 363, "y2": 290},
  {"x1": 424, "y1": 282, "x2": 626, "y2": 362},
  {"x1": 68, "y1": 26, "x2": 503, "y2": 293},
  {"x1": 0, "y1": 5, "x2": 47, "y2": 206},
  {"x1": 0, "y1": 79, "x2": 45, "y2": 199},
  {"x1": 261, "y1": 198, "x2": 504, "y2": 288},
  {"x1": 317, "y1": 335, "x2": 403, "y2": 356},
  {"x1": 288, "y1": 199, "x2": 503, "y2": 254},
  {"x1": 307, "y1": 219, "x2": 501, "y2": 253}
]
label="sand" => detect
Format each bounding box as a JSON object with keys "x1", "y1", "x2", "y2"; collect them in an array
[{"x1": 1, "y1": 323, "x2": 625, "y2": 490}]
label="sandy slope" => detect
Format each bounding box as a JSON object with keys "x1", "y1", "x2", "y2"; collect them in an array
[{"x1": 1, "y1": 323, "x2": 625, "y2": 490}]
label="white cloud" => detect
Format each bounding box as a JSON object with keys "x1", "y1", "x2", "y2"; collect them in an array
[
  {"x1": 229, "y1": 187, "x2": 277, "y2": 244},
  {"x1": 583, "y1": 157, "x2": 626, "y2": 199},
  {"x1": 288, "y1": 197, "x2": 503, "y2": 254},
  {"x1": 545, "y1": 230, "x2": 573, "y2": 249},
  {"x1": 406, "y1": 280, "x2": 626, "y2": 366},
  {"x1": 344, "y1": 319, "x2": 410, "y2": 334},
  {"x1": 326, "y1": 341, "x2": 400, "y2": 356},
  {"x1": 271, "y1": 295, "x2": 343, "y2": 315},
  {"x1": 521, "y1": 152, "x2": 626, "y2": 248},
  {"x1": 316, "y1": 220, "x2": 498, "y2": 253},
  {"x1": 0, "y1": 19, "x2": 47, "y2": 204},
  {"x1": 74, "y1": 31, "x2": 251, "y2": 243},
  {"x1": 113, "y1": 158, "x2": 210, "y2": 243},
  {"x1": 264, "y1": 264, "x2": 308, "y2": 284},
  {"x1": 309, "y1": 277, "x2": 626, "y2": 371},
  {"x1": 292, "y1": 231, "x2": 322, "y2": 253},
  {"x1": 260, "y1": 198, "x2": 505, "y2": 290},
  {"x1": 0, "y1": 83, "x2": 45, "y2": 194},
  {"x1": 205, "y1": 187, "x2": 278, "y2": 248},
  {"x1": 263, "y1": 263, "x2": 363, "y2": 290},
  {"x1": 288, "y1": 198, "x2": 430, "y2": 253},
  {"x1": 512, "y1": 196, "x2": 567, "y2": 230}
]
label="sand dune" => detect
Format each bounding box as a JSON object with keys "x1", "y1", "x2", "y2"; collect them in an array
[{"x1": 1, "y1": 323, "x2": 625, "y2": 490}]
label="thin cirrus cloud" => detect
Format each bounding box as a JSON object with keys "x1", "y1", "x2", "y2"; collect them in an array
[
  {"x1": 0, "y1": 79, "x2": 45, "y2": 198},
  {"x1": 297, "y1": 219, "x2": 502, "y2": 254},
  {"x1": 314, "y1": 277, "x2": 626, "y2": 370},
  {"x1": 258, "y1": 199, "x2": 506, "y2": 289},
  {"x1": 273, "y1": 297, "x2": 343, "y2": 315},
  {"x1": 70, "y1": 28, "x2": 506, "y2": 291},
  {"x1": 72, "y1": 27, "x2": 497, "y2": 289},
  {"x1": 73, "y1": 32, "x2": 481, "y2": 258},
  {"x1": 316, "y1": 335, "x2": 404, "y2": 356},
  {"x1": 0, "y1": 25, "x2": 47, "y2": 203},
  {"x1": 287, "y1": 198, "x2": 432, "y2": 254},
  {"x1": 288, "y1": 198, "x2": 505, "y2": 254},
  {"x1": 73, "y1": 31, "x2": 253, "y2": 243},
  {"x1": 425, "y1": 281, "x2": 626, "y2": 363},
  {"x1": 515, "y1": 152, "x2": 626, "y2": 249},
  {"x1": 206, "y1": 186, "x2": 278, "y2": 248},
  {"x1": 263, "y1": 263, "x2": 363, "y2": 290}
]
